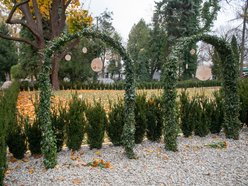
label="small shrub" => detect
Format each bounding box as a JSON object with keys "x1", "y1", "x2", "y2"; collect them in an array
[
  {"x1": 86, "y1": 102, "x2": 107, "y2": 149},
  {"x1": 66, "y1": 94, "x2": 86, "y2": 151},
  {"x1": 134, "y1": 94, "x2": 147, "y2": 144},
  {"x1": 25, "y1": 117, "x2": 42, "y2": 155},
  {"x1": 7, "y1": 124, "x2": 27, "y2": 159},
  {"x1": 179, "y1": 90, "x2": 194, "y2": 137},
  {"x1": 146, "y1": 96, "x2": 163, "y2": 141},
  {"x1": 0, "y1": 82, "x2": 20, "y2": 184},
  {"x1": 51, "y1": 101, "x2": 67, "y2": 152},
  {"x1": 209, "y1": 91, "x2": 224, "y2": 134},
  {"x1": 194, "y1": 96, "x2": 210, "y2": 137},
  {"x1": 107, "y1": 99, "x2": 125, "y2": 146},
  {"x1": 238, "y1": 78, "x2": 248, "y2": 126},
  {"x1": 0, "y1": 96, "x2": 7, "y2": 185}
]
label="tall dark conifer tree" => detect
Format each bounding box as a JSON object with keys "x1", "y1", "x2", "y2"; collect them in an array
[{"x1": 155, "y1": 0, "x2": 220, "y2": 79}]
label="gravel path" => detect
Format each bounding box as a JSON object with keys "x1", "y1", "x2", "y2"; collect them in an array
[{"x1": 4, "y1": 129, "x2": 248, "y2": 186}]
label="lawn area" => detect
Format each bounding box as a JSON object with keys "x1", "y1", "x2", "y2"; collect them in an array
[{"x1": 17, "y1": 87, "x2": 219, "y2": 120}]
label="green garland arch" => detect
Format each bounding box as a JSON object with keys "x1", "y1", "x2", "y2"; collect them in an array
[
  {"x1": 38, "y1": 29, "x2": 136, "y2": 168},
  {"x1": 162, "y1": 34, "x2": 241, "y2": 151}
]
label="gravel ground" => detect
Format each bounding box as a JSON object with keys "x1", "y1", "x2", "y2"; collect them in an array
[{"x1": 4, "y1": 129, "x2": 248, "y2": 186}]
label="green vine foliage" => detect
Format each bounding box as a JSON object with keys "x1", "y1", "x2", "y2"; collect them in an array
[
  {"x1": 163, "y1": 34, "x2": 240, "y2": 151},
  {"x1": 39, "y1": 29, "x2": 136, "y2": 168}
]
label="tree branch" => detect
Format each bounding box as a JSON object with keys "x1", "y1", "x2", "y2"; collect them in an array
[
  {"x1": 65, "y1": 0, "x2": 72, "y2": 9},
  {"x1": 57, "y1": 38, "x2": 80, "y2": 61},
  {"x1": 6, "y1": 0, "x2": 30, "y2": 24},
  {"x1": 32, "y1": 0, "x2": 44, "y2": 35},
  {"x1": 0, "y1": 32, "x2": 38, "y2": 49}
]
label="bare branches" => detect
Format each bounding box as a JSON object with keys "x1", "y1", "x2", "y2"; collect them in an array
[
  {"x1": 0, "y1": 32, "x2": 38, "y2": 49},
  {"x1": 6, "y1": 0, "x2": 29, "y2": 24},
  {"x1": 32, "y1": 0, "x2": 43, "y2": 35},
  {"x1": 58, "y1": 38, "x2": 80, "y2": 61}
]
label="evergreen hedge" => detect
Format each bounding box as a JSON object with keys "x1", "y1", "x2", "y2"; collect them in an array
[
  {"x1": 25, "y1": 117, "x2": 42, "y2": 155},
  {"x1": 209, "y1": 91, "x2": 224, "y2": 134},
  {"x1": 107, "y1": 99, "x2": 125, "y2": 146},
  {"x1": 179, "y1": 90, "x2": 194, "y2": 137},
  {"x1": 20, "y1": 80, "x2": 221, "y2": 91},
  {"x1": 134, "y1": 94, "x2": 147, "y2": 144},
  {"x1": 65, "y1": 94, "x2": 86, "y2": 151},
  {"x1": 51, "y1": 102, "x2": 67, "y2": 152},
  {"x1": 238, "y1": 78, "x2": 248, "y2": 126},
  {"x1": 0, "y1": 82, "x2": 20, "y2": 184},
  {"x1": 86, "y1": 102, "x2": 107, "y2": 149},
  {"x1": 146, "y1": 96, "x2": 163, "y2": 141}
]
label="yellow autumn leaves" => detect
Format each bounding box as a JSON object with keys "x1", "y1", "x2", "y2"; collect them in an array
[{"x1": 0, "y1": 0, "x2": 93, "y2": 33}]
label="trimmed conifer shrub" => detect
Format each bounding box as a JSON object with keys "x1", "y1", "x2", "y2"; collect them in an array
[
  {"x1": 134, "y1": 94, "x2": 147, "y2": 144},
  {"x1": 0, "y1": 82, "x2": 20, "y2": 184},
  {"x1": 179, "y1": 90, "x2": 194, "y2": 137},
  {"x1": 25, "y1": 117, "x2": 42, "y2": 155},
  {"x1": 146, "y1": 96, "x2": 163, "y2": 141},
  {"x1": 0, "y1": 95, "x2": 7, "y2": 185},
  {"x1": 194, "y1": 96, "x2": 210, "y2": 137},
  {"x1": 238, "y1": 78, "x2": 248, "y2": 126},
  {"x1": 65, "y1": 94, "x2": 86, "y2": 151},
  {"x1": 209, "y1": 91, "x2": 224, "y2": 134},
  {"x1": 51, "y1": 102, "x2": 67, "y2": 152},
  {"x1": 86, "y1": 102, "x2": 107, "y2": 149},
  {"x1": 7, "y1": 124, "x2": 27, "y2": 159},
  {"x1": 107, "y1": 99, "x2": 125, "y2": 146}
]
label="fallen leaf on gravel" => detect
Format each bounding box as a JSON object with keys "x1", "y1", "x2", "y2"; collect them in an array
[
  {"x1": 145, "y1": 148, "x2": 153, "y2": 153},
  {"x1": 28, "y1": 168, "x2": 34, "y2": 174},
  {"x1": 33, "y1": 154, "x2": 42, "y2": 159},
  {"x1": 4, "y1": 169, "x2": 11, "y2": 176},
  {"x1": 9, "y1": 157, "x2": 17, "y2": 163},
  {"x1": 22, "y1": 158, "x2": 30, "y2": 162},
  {"x1": 95, "y1": 151, "x2": 101, "y2": 156},
  {"x1": 72, "y1": 178, "x2": 81, "y2": 185},
  {"x1": 163, "y1": 155, "x2": 169, "y2": 161},
  {"x1": 57, "y1": 176, "x2": 65, "y2": 181}
]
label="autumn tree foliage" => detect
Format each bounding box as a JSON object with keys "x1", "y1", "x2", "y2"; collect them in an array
[{"x1": 0, "y1": 0, "x2": 92, "y2": 90}]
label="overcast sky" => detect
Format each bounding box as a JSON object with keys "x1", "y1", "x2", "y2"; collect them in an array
[{"x1": 84, "y1": 0, "x2": 241, "y2": 42}]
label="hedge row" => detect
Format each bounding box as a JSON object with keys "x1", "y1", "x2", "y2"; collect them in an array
[
  {"x1": 19, "y1": 79, "x2": 222, "y2": 91},
  {"x1": 0, "y1": 82, "x2": 20, "y2": 185}
]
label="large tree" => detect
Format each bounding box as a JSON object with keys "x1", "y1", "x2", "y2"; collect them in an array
[
  {"x1": 0, "y1": 0, "x2": 92, "y2": 90},
  {"x1": 155, "y1": 0, "x2": 220, "y2": 79},
  {"x1": 127, "y1": 19, "x2": 151, "y2": 82},
  {"x1": 0, "y1": 22, "x2": 18, "y2": 81}
]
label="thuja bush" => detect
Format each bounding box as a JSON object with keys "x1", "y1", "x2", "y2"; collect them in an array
[
  {"x1": 179, "y1": 90, "x2": 194, "y2": 137},
  {"x1": 194, "y1": 96, "x2": 210, "y2": 137},
  {"x1": 238, "y1": 78, "x2": 248, "y2": 126},
  {"x1": 146, "y1": 96, "x2": 163, "y2": 141},
  {"x1": 51, "y1": 102, "x2": 67, "y2": 152},
  {"x1": 25, "y1": 95, "x2": 42, "y2": 155},
  {"x1": 134, "y1": 94, "x2": 147, "y2": 144},
  {"x1": 0, "y1": 82, "x2": 20, "y2": 183},
  {"x1": 107, "y1": 99, "x2": 125, "y2": 146},
  {"x1": 0, "y1": 95, "x2": 7, "y2": 185},
  {"x1": 209, "y1": 91, "x2": 224, "y2": 134},
  {"x1": 66, "y1": 94, "x2": 87, "y2": 151},
  {"x1": 7, "y1": 123, "x2": 27, "y2": 159},
  {"x1": 86, "y1": 102, "x2": 107, "y2": 149},
  {"x1": 25, "y1": 117, "x2": 42, "y2": 155}
]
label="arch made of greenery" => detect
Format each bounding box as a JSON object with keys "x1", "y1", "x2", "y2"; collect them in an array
[
  {"x1": 38, "y1": 29, "x2": 136, "y2": 168},
  {"x1": 162, "y1": 34, "x2": 240, "y2": 151}
]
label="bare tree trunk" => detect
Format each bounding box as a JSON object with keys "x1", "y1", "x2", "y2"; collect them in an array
[{"x1": 240, "y1": 0, "x2": 248, "y2": 76}]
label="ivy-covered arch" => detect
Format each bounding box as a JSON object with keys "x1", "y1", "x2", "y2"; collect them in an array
[
  {"x1": 163, "y1": 34, "x2": 240, "y2": 151},
  {"x1": 38, "y1": 29, "x2": 136, "y2": 168}
]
